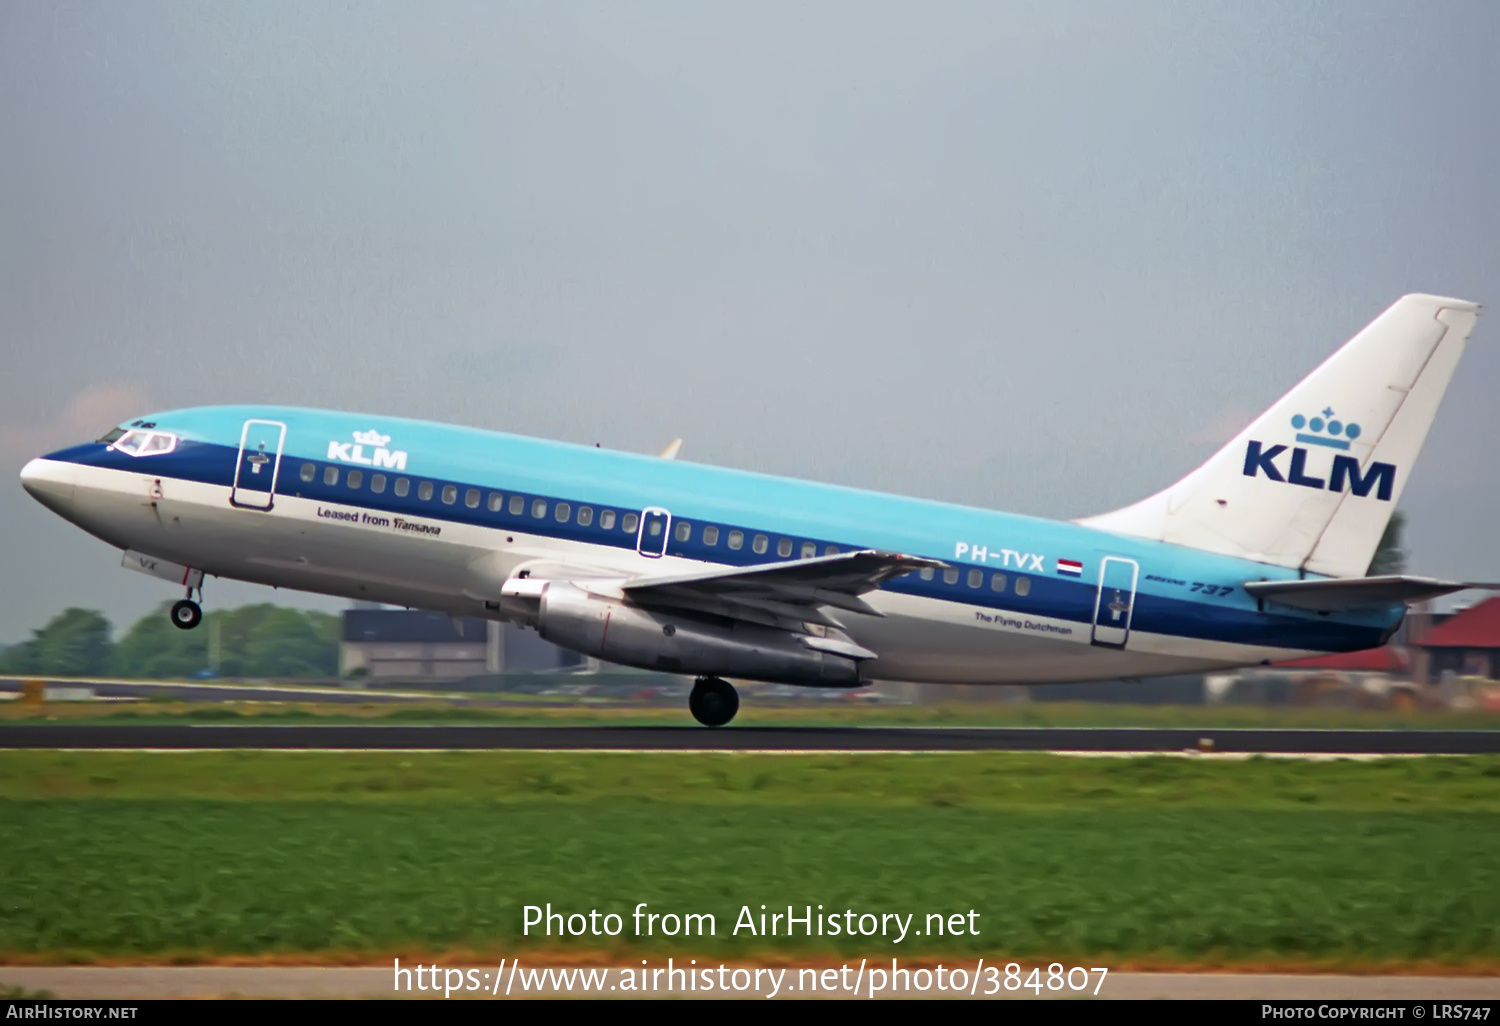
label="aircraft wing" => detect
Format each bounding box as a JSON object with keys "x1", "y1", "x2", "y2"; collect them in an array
[
  {"x1": 1243, "y1": 575, "x2": 1500, "y2": 612},
  {"x1": 621, "y1": 549, "x2": 945, "y2": 629}
]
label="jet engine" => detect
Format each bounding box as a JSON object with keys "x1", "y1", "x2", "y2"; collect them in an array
[{"x1": 535, "y1": 582, "x2": 861, "y2": 686}]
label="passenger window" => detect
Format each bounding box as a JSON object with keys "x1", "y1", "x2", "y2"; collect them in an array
[
  {"x1": 968, "y1": 569, "x2": 983, "y2": 588},
  {"x1": 577, "y1": 507, "x2": 593, "y2": 527},
  {"x1": 509, "y1": 495, "x2": 524, "y2": 515},
  {"x1": 753, "y1": 535, "x2": 769, "y2": 554},
  {"x1": 824, "y1": 545, "x2": 840, "y2": 556},
  {"x1": 465, "y1": 489, "x2": 480, "y2": 508},
  {"x1": 300, "y1": 463, "x2": 316, "y2": 483},
  {"x1": 703, "y1": 526, "x2": 719, "y2": 546},
  {"x1": 371, "y1": 474, "x2": 386, "y2": 494},
  {"x1": 777, "y1": 538, "x2": 793, "y2": 558},
  {"x1": 441, "y1": 485, "x2": 457, "y2": 504},
  {"x1": 800, "y1": 542, "x2": 816, "y2": 559},
  {"x1": 991, "y1": 573, "x2": 1008, "y2": 592},
  {"x1": 600, "y1": 510, "x2": 617, "y2": 530},
  {"x1": 395, "y1": 478, "x2": 410, "y2": 497},
  {"x1": 920, "y1": 567, "x2": 935, "y2": 581},
  {"x1": 323, "y1": 466, "x2": 339, "y2": 486},
  {"x1": 622, "y1": 513, "x2": 638, "y2": 533},
  {"x1": 675, "y1": 522, "x2": 691, "y2": 542},
  {"x1": 555, "y1": 502, "x2": 571, "y2": 522},
  {"x1": 347, "y1": 470, "x2": 363, "y2": 490},
  {"x1": 646, "y1": 518, "x2": 663, "y2": 537},
  {"x1": 488, "y1": 492, "x2": 503, "y2": 512},
  {"x1": 1015, "y1": 578, "x2": 1031, "y2": 597},
  {"x1": 943, "y1": 568, "x2": 960, "y2": 585},
  {"x1": 728, "y1": 530, "x2": 744, "y2": 550},
  {"x1": 418, "y1": 482, "x2": 434, "y2": 501},
  {"x1": 532, "y1": 499, "x2": 547, "y2": 518}
]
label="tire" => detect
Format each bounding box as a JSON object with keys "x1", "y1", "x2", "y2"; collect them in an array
[
  {"x1": 170, "y1": 599, "x2": 203, "y2": 631},
  {"x1": 689, "y1": 677, "x2": 739, "y2": 727}
]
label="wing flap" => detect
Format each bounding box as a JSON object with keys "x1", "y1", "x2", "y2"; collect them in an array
[
  {"x1": 625, "y1": 549, "x2": 941, "y2": 595},
  {"x1": 623, "y1": 549, "x2": 944, "y2": 622},
  {"x1": 633, "y1": 585, "x2": 850, "y2": 629}
]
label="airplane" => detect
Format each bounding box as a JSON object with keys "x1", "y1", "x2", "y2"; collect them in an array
[{"x1": 18, "y1": 293, "x2": 1491, "y2": 726}]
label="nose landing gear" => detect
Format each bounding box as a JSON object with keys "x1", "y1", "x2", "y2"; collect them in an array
[
  {"x1": 170, "y1": 598, "x2": 203, "y2": 630},
  {"x1": 170, "y1": 583, "x2": 205, "y2": 631},
  {"x1": 689, "y1": 676, "x2": 739, "y2": 727}
]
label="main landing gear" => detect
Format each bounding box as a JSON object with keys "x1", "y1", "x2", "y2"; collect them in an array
[
  {"x1": 170, "y1": 584, "x2": 204, "y2": 631},
  {"x1": 689, "y1": 676, "x2": 739, "y2": 727}
]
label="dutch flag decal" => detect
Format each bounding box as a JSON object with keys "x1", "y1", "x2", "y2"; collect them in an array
[{"x1": 1057, "y1": 559, "x2": 1083, "y2": 577}]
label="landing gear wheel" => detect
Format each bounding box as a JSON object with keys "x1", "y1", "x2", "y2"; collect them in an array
[
  {"x1": 170, "y1": 599, "x2": 203, "y2": 631},
  {"x1": 689, "y1": 677, "x2": 739, "y2": 727}
]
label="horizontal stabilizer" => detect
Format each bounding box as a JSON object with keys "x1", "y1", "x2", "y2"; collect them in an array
[{"x1": 1243, "y1": 575, "x2": 1500, "y2": 612}]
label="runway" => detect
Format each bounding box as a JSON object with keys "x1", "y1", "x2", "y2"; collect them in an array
[
  {"x1": 0, "y1": 676, "x2": 456, "y2": 704},
  {"x1": 0, "y1": 724, "x2": 1496, "y2": 753}
]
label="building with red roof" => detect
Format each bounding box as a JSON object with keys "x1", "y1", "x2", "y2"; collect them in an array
[
  {"x1": 1207, "y1": 598, "x2": 1500, "y2": 707},
  {"x1": 1407, "y1": 596, "x2": 1500, "y2": 682},
  {"x1": 1277, "y1": 646, "x2": 1412, "y2": 674}
]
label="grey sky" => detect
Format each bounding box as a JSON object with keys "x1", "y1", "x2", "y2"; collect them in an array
[{"x1": 2, "y1": 1, "x2": 1497, "y2": 642}]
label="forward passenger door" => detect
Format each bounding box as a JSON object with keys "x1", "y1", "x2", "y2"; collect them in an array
[{"x1": 230, "y1": 419, "x2": 286, "y2": 511}]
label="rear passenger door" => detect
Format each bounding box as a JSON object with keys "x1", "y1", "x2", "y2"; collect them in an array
[{"x1": 1090, "y1": 557, "x2": 1139, "y2": 648}]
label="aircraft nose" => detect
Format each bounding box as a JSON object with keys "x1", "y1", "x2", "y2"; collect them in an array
[{"x1": 20, "y1": 457, "x2": 76, "y2": 513}]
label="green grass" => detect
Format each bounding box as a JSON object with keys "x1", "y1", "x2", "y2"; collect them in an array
[
  {"x1": 0, "y1": 752, "x2": 1497, "y2": 965},
  {"x1": 3, "y1": 802, "x2": 1494, "y2": 963},
  {"x1": 5, "y1": 697, "x2": 1499, "y2": 729},
  {"x1": 3, "y1": 750, "x2": 1499, "y2": 810}
]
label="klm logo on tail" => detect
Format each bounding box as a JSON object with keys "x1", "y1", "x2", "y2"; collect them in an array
[{"x1": 1242, "y1": 408, "x2": 1395, "y2": 501}]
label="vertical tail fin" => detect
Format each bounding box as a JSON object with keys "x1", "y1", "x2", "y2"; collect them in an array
[{"x1": 1077, "y1": 294, "x2": 1481, "y2": 577}]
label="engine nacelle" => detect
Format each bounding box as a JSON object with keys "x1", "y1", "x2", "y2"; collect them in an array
[{"x1": 537, "y1": 582, "x2": 861, "y2": 686}]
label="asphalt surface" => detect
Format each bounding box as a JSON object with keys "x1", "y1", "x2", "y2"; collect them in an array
[
  {"x1": 0, "y1": 677, "x2": 443, "y2": 704},
  {"x1": 0, "y1": 675, "x2": 688, "y2": 705},
  {"x1": 0, "y1": 724, "x2": 1496, "y2": 753},
  {"x1": 2, "y1": 966, "x2": 1498, "y2": 1000}
]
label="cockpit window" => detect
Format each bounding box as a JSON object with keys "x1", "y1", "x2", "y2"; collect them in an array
[
  {"x1": 97, "y1": 427, "x2": 127, "y2": 444},
  {"x1": 110, "y1": 429, "x2": 178, "y2": 457},
  {"x1": 138, "y1": 433, "x2": 175, "y2": 455}
]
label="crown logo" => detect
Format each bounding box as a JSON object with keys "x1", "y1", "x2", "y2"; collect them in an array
[
  {"x1": 352, "y1": 429, "x2": 391, "y2": 447},
  {"x1": 1291, "y1": 407, "x2": 1359, "y2": 451}
]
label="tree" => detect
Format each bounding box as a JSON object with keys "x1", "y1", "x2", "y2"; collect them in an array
[
  {"x1": 212, "y1": 604, "x2": 283, "y2": 677},
  {"x1": 241, "y1": 606, "x2": 338, "y2": 678},
  {"x1": 0, "y1": 637, "x2": 38, "y2": 675},
  {"x1": 113, "y1": 603, "x2": 209, "y2": 678},
  {"x1": 0, "y1": 609, "x2": 115, "y2": 677},
  {"x1": 1367, "y1": 510, "x2": 1407, "y2": 576},
  {"x1": 109, "y1": 603, "x2": 340, "y2": 679}
]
